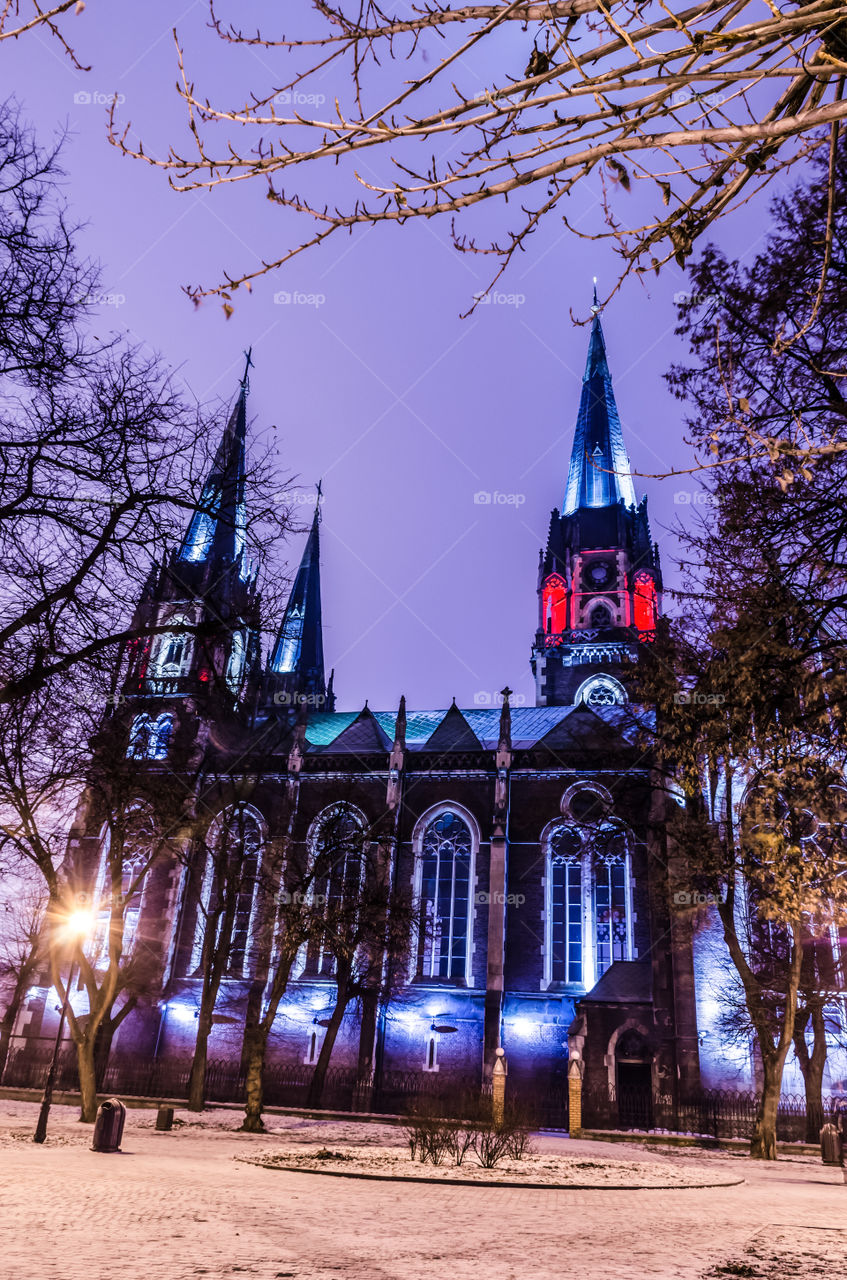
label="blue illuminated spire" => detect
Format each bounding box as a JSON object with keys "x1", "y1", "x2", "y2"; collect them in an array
[
  {"x1": 562, "y1": 292, "x2": 637, "y2": 515},
  {"x1": 270, "y1": 486, "x2": 326, "y2": 700},
  {"x1": 178, "y1": 353, "x2": 250, "y2": 569}
]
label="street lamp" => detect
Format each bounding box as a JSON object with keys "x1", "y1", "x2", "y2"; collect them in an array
[{"x1": 33, "y1": 904, "x2": 95, "y2": 1144}]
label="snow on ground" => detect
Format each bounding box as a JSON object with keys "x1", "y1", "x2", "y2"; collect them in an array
[
  {"x1": 250, "y1": 1144, "x2": 741, "y2": 1188},
  {"x1": 0, "y1": 1099, "x2": 845, "y2": 1280}
]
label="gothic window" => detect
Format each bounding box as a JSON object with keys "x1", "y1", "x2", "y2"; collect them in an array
[
  {"x1": 549, "y1": 826, "x2": 583, "y2": 985},
  {"x1": 541, "y1": 574, "x2": 567, "y2": 636},
  {"x1": 127, "y1": 713, "x2": 173, "y2": 760},
  {"x1": 127, "y1": 714, "x2": 151, "y2": 759},
  {"x1": 546, "y1": 818, "x2": 633, "y2": 989},
  {"x1": 225, "y1": 631, "x2": 246, "y2": 694},
  {"x1": 633, "y1": 572, "x2": 657, "y2": 632},
  {"x1": 150, "y1": 615, "x2": 194, "y2": 678},
  {"x1": 93, "y1": 807, "x2": 157, "y2": 966},
  {"x1": 575, "y1": 674, "x2": 627, "y2": 709},
  {"x1": 149, "y1": 714, "x2": 174, "y2": 760},
  {"x1": 273, "y1": 605, "x2": 304, "y2": 673},
  {"x1": 415, "y1": 808, "x2": 475, "y2": 984},
  {"x1": 302, "y1": 803, "x2": 367, "y2": 977},
  {"x1": 190, "y1": 805, "x2": 265, "y2": 978}
]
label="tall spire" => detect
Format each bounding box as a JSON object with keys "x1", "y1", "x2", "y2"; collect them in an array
[
  {"x1": 177, "y1": 365, "x2": 249, "y2": 571},
  {"x1": 562, "y1": 296, "x2": 637, "y2": 515},
  {"x1": 268, "y1": 485, "x2": 330, "y2": 708}
]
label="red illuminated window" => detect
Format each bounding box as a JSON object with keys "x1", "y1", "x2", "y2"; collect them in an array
[
  {"x1": 633, "y1": 572, "x2": 657, "y2": 632},
  {"x1": 542, "y1": 574, "x2": 568, "y2": 636}
]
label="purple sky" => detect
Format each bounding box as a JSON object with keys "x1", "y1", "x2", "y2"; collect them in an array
[{"x1": 3, "y1": 6, "x2": 797, "y2": 712}]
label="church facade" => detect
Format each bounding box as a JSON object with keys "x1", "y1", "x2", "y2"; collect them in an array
[{"x1": 10, "y1": 307, "x2": 747, "y2": 1109}]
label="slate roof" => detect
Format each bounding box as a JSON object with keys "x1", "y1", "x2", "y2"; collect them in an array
[
  {"x1": 304, "y1": 703, "x2": 646, "y2": 752},
  {"x1": 582, "y1": 960, "x2": 653, "y2": 1004}
]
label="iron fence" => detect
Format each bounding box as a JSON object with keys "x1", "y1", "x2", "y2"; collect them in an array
[{"x1": 1, "y1": 1045, "x2": 840, "y2": 1142}]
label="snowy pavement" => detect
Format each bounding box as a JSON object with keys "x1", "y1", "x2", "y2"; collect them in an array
[{"x1": 0, "y1": 1100, "x2": 845, "y2": 1280}]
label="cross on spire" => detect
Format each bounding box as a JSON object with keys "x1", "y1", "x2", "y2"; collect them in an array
[{"x1": 241, "y1": 346, "x2": 254, "y2": 391}]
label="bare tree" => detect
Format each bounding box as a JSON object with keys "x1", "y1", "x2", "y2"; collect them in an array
[
  {"x1": 302, "y1": 807, "x2": 415, "y2": 1109},
  {"x1": 636, "y1": 578, "x2": 847, "y2": 1159},
  {"x1": 0, "y1": 884, "x2": 46, "y2": 1077},
  {"x1": 108, "y1": 1, "x2": 847, "y2": 308},
  {"x1": 0, "y1": 100, "x2": 291, "y2": 711}
]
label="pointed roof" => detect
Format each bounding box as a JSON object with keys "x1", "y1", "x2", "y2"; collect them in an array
[
  {"x1": 423, "y1": 703, "x2": 483, "y2": 752},
  {"x1": 562, "y1": 302, "x2": 637, "y2": 515},
  {"x1": 317, "y1": 704, "x2": 392, "y2": 754},
  {"x1": 178, "y1": 358, "x2": 249, "y2": 570},
  {"x1": 270, "y1": 494, "x2": 325, "y2": 684}
]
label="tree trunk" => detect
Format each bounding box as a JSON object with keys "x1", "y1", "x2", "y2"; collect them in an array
[
  {"x1": 187, "y1": 1006, "x2": 213, "y2": 1112},
  {"x1": 306, "y1": 972, "x2": 350, "y2": 1109},
  {"x1": 76, "y1": 1038, "x2": 99, "y2": 1123},
  {"x1": 794, "y1": 1001, "x2": 828, "y2": 1142},
  {"x1": 94, "y1": 1019, "x2": 116, "y2": 1092},
  {"x1": 241, "y1": 1023, "x2": 267, "y2": 1133},
  {"x1": 239, "y1": 955, "x2": 296, "y2": 1133}
]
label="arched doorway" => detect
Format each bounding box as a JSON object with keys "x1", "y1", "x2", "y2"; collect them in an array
[{"x1": 615, "y1": 1028, "x2": 653, "y2": 1130}]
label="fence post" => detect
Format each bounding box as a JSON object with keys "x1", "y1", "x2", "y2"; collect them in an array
[
  {"x1": 492, "y1": 1047, "x2": 507, "y2": 1127},
  {"x1": 568, "y1": 1057, "x2": 583, "y2": 1138}
]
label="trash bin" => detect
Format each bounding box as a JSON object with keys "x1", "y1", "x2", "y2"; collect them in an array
[
  {"x1": 821, "y1": 1123, "x2": 843, "y2": 1166},
  {"x1": 155, "y1": 1106, "x2": 174, "y2": 1132},
  {"x1": 91, "y1": 1098, "x2": 127, "y2": 1153}
]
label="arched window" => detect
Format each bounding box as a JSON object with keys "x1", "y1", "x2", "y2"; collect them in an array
[
  {"x1": 93, "y1": 806, "x2": 157, "y2": 966},
  {"x1": 633, "y1": 572, "x2": 657, "y2": 633},
  {"x1": 545, "y1": 817, "x2": 634, "y2": 990},
  {"x1": 150, "y1": 614, "x2": 194, "y2": 678},
  {"x1": 225, "y1": 631, "x2": 247, "y2": 693},
  {"x1": 541, "y1": 574, "x2": 568, "y2": 637},
  {"x1": 191, "y1": 805, "x2": 265, "y2": 978},
  {"x1": 149, "y1": 714, "x2": 174, "y2": 760},
  {"x1": 126, "y1": 714, "x2": 151, "y2": 759},
  {"x1": 414, "y1": 808, "x2": 475, "y2": 984},
  {"x1": 575, "y1": 674, "x2": 627, "y2": 709},
  {"x1": 127, "y1": 713, "x2": 173, "y2": 760},
  {"x1": 302, "y1": 803, "x2": 368, "y2": 977}
]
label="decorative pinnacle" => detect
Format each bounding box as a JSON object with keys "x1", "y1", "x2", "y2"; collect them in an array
[{"x1": 591, "y1": 278, "x2": 601, "y2": 314}]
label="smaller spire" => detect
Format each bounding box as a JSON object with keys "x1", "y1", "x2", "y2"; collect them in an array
[
  {"x1": 591, "y1": 277, "x2": 600, "y2": 313},
  {"x1": 269, "y1": 500, "x2": 325, "y2": 690}
]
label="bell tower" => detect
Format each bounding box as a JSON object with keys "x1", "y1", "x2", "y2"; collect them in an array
[{"x1": 531, "y1": 295, "x2": 662, "y2": 707}]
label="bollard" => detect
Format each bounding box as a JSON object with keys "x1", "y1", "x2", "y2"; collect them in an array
[
  {"x1": 155, "y1": 1105, "x2": 174, "y2": 1132},
  {"x1": 492, "y1": 1047, "x2": 508, "y2": 1128},
  {"x1": 91, "y1": 1098, "x2": 126, "y2": 1153}
]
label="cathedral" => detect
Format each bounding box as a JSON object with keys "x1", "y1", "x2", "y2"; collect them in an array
[{"x1": 11, "y1": 303, "x2": 762, "y2": 1112}]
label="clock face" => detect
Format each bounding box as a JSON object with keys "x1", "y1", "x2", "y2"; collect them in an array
[{"x1": 585, "y1": 559, "x2": 614, "y2": 588}]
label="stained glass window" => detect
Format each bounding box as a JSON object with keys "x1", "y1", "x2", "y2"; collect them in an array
[{"x1": 416, "y1": 810, "x2": 473, "y2": 982}]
